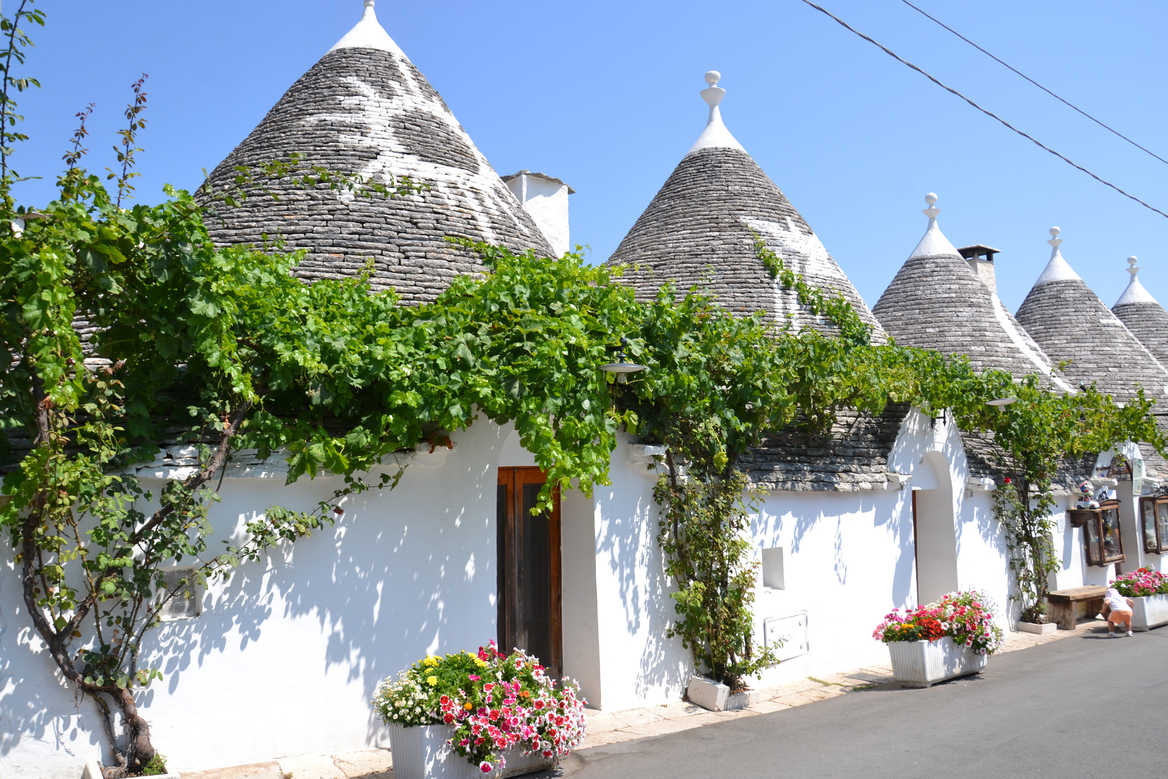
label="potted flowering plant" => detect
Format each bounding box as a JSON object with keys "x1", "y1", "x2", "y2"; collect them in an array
[
  {"x1": 373, "y1": 641, "x2": 587, "y2": 778},
  {"x1": 873, "y1": 590, "x2": 1003, "y2": 687},
  {"x1": 1111, "y1": 568, "x2": 1168, "y2": 631}
]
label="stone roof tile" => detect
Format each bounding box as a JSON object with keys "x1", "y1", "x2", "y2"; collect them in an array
[
  {"x1": 1112, "y1": 257, "x2": 1168, "y2": 370},
  {"x1": 741, "y1": 405, "x2": 910, "y2": 492},
  {"x1": 1016, "y1": 232, "x2": 1168, "y2": 480},
  {"x1": 197, "y1": 3, "x2": 550, "y2": 305},
  {"x1": 874, "y1": 197, "x2": 1069, "y2": 389},
  {"x1": 605, "y1": 74, "x2": 886, "y2": 344}
]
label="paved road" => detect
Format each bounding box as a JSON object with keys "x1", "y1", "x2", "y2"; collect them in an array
[{"x1": 560, "y1": 627, "x2": 1168, "y2": 778}]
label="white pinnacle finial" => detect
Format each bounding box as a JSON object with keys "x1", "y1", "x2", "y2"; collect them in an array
[
  {"x1": 1116, "y1": 254, "x2": 1157, "y2": 305},
  {"x1": 908, "y1": 192, "x2": 957, "y2": 259},
  {"x1": 1048, "y1": 226, "x2": 1063, "y2": 250},
  {"x1": 686, "y1": 69, "x2": 744, "y2": 155},
  {"x1": 701, "y1": 70, "x2": 726, "y2": 109},
  {"x1": 331, "y1": 0, "x2": 404, "y2": 55},
  {"x1": 923, "y1": 192, "x2": 939, "y2": 220},
  {"x1": 1034, "y1": 225, "x2": 1081, "y2": 284}
]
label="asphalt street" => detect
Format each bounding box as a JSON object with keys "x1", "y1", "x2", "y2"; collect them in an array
[{"x1": 560, "y1": 627, "x2": 1168, "y2": 778}]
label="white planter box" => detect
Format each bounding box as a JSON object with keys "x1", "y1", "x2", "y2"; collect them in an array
[
  {"x1": 1016, "y1": 621, "x2": 1058, "y2": 635},
  {"x1": 1131, "y1": 593, "x2": 1168, "y2": 632},
  {"x1": 886, "y1": 637, "x2": 988, "y2": 688},
  {"x1": 388, "y1": 723, "x2": 552, "y2": 779}
]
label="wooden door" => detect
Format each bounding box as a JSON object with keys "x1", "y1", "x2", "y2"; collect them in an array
[{"x1": 497, "y1": 467, "x2": 562, "y2": 678}]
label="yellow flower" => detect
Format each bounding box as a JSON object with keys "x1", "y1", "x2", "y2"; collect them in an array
[
  {"x1": 427, "y1": 675, "x2": 438, "y2": 687},
  {"x1": 423, "y1": 655, "x2": 439, "y2": 667},
  {"x1": 474, "y1": 658, "x2": 487, "y2": 668}
]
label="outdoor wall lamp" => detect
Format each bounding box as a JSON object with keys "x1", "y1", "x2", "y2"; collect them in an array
[{"x1": 601, "y1": 337, "x2": 647, "y2": 384}]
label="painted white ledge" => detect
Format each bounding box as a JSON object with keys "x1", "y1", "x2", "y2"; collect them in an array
[{"x1": 626, "y1": 443, "x2": 666, "y2": 466}]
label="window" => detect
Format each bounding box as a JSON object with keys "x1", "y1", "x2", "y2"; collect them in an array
[
  {"x1": 1140, "y1": 496, "x2": 1168, "y2": 554},
  {"x1": 761, "y1": 546, "x2": 785, "y2": 589},
  {"x1": 1081, "y1": 500, "x2": 1125, "y2": 567},
  {"x1": 158, "y1": 568, "x2": 203, "y2": 621}
]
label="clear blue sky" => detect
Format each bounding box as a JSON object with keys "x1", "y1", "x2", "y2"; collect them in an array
[{"x1": 11, "y1": 0, "x2": 1168, "y2": 315}]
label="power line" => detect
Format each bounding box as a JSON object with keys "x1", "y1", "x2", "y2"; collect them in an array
[
  {"x1": 900, "y1": 0, "x2": 1168, "y2": 169},
  {"x1": 797, "y1": 0, "x2": 1168, "y2": 221}
]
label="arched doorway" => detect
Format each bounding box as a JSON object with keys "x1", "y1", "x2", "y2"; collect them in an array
[{"x1": 911, "y1": 452, "x2": 959, "y2": 604}]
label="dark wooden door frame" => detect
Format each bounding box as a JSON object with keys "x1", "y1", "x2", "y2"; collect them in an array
[
  {"x1": 911, "y1": 489, "x2": 920, "y2": 605},
  {"x1": 497, "y1": 466, "x2": 562, "y2": 677}
]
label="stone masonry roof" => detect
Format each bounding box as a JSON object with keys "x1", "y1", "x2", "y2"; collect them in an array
[
  {"x1": 1112, "y1": 258, "x2": 1168, "y2": 370},
  {"x1": 606, "y1": 75, "x2": 886, "y2": 344},
  {"x1": 1016, "y1": 231, "x2": 1168, "y2": 480},
  {"x1": 961, "y1": 429, "x2": 1095, "y2": 489},
  {"x1": 197, "y1": 3, "x2": 550, "y2": 306},
  {"x1": 874, "y1": 196, "x2": 1069, "y2": 389},
  {"x1": 741, "y1": 405, "x2": 910, "y2": 492}
]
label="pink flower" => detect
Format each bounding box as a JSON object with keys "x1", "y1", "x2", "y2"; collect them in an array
[{"x1": 479, "y1": 761, "x2": 493, "y2": 773}]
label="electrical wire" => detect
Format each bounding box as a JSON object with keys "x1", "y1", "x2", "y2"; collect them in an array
[
  {"x1": 900, "y1": 0, "x2": 1168, "y2": 169},
  {"x1": 797, "y1": 0, "x2": 1168, "y2": 221}
]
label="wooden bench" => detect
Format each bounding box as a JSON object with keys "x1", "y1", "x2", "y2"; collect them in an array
[{"x1": 1047, "y1": 586, "x2": 1107, "y2": 630}]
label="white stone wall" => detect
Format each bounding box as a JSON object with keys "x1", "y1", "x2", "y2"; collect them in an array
[
  {"x1": 749, "y1": 487, "x2": 915, "y2": 686},
  {"x1": 0, "y1": 410, "x2": 1029, "y2": 776},
  {"x1": 576, "y1": 444, "x2": 690, "y2": 710},
  {"x1": 0, "y1": 421, "x2": 531, "y2": 778}
]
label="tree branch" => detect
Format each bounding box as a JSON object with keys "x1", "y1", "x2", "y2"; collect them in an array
[{"x1": 129, "y1": 400, "x2": 251, "y2": 546}]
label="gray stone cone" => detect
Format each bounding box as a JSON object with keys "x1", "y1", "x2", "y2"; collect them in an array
[
  {"x1": 1018, "y1": 276, "x2": 1168, "y2": 480},
  {"x1": 606, "y1": 146, "x2": 887, "y2": 344},
  {"x1": 198, "y1": 46, "x2": 551, "y2": 306}
]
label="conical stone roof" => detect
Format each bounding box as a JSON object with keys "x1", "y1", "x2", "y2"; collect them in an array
[
  {"x1": 1017, "y1": 228, "x2": 1168, "y2": 402},
  {"x1": 873, "y1": 196, "x2": 1070, "y2": 389},
  {"x1": 606, "y1": 72, "x2": 886, "y2": 343},
  {"x1": 1112, "y1": 257, "x2": 1168, "y2": 369},
  {"x1": 198, "y1": 1, "x2": 551, "y2": 305},
  {"x1": 1016, "y1": 230, "x2": 1168, "y2": 480}
]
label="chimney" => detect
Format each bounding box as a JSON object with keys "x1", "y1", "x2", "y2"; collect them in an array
[
  {"x1": 957, "y1": 244, "x2": 1000, "y2": 293},
  {"x1": 502, "y1": 170, "x2": 574, "y2": 257}
]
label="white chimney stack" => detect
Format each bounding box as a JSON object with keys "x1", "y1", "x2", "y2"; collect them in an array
[
  {"x1": 957, "y1": 244, "x2": 1000, "y2": 293},
  {"x1": 503, "y1": 170, "x2": 573, "y2": 257}
]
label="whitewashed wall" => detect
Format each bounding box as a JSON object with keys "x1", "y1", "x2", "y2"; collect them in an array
[
  {"x1": 749, "y1": 486, "x2": 913, "y2": 686},
  {"x1": 0, "y1": 421, "x2": 540, "y2": 778},
  {"x1": 1051, "y1": 443, "x2": 1162, "y2": 591},
  {"x1": 741, "y1": 409, "x2": 1019, "y2": 693},
  {"x1": 954, "y1": 487, "x2": 1015, "y2": 626},
  {"x1": 575, "y1": 442, "x2": 690, "y2": 711},
  {"x1": 0, "y1": 408, "x2": 1039, "y2": 776}
]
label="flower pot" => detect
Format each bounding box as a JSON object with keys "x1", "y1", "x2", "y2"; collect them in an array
[
  {"x1": 1131, "y1": 593, "x2": 1168, "y2": 631},
  {"x1": 886, "y1": 637, "x2": 988, "y2": 688},
  {"x1": 387, "y1": 723, "x2": 553, "y2": 779}
]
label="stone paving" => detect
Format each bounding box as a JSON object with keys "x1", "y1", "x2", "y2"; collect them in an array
[{"x1": 183, "y1": 621, "x2": 1099, "y2": 778}]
